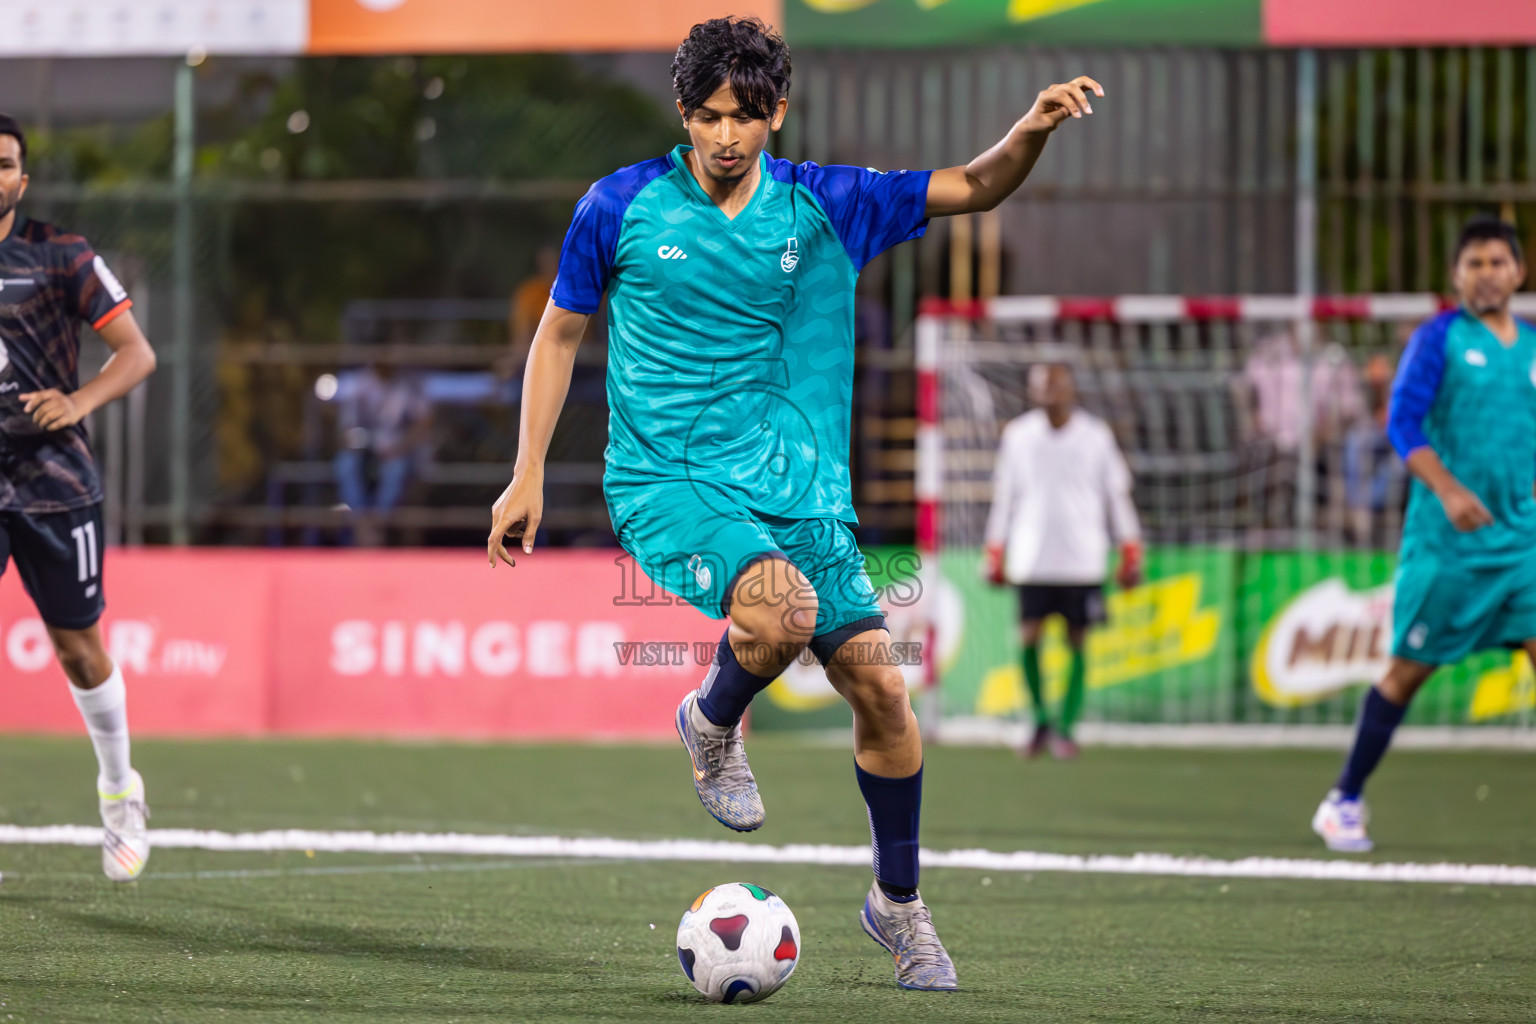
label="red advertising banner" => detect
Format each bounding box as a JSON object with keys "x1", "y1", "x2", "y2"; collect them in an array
[
  {"x1": 0, "y1": 549, "x2": 718, "y2": 740},
  {"x1": 307, "y1": 0, "x2": 775, "y2": 55},
  {"x1": 1265, "y1": 0, "x2": 1536, "y2": 46},
  {"x1": 267, "y1": 551, "x2": 716, "y2": 738},
  {"x1": 0, "y1": 550, "x2": 274, "y2": 735}
]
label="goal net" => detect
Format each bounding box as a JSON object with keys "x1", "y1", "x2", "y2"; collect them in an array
[{"x1": 913, "y1": 294, "x2": 1536, "y2": 736}]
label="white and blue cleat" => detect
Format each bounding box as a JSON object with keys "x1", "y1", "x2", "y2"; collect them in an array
[
  {"x1": 674, "y1": 690, "x2": 765, "y2": 833},
  {"x1": 859, "y1": 881, "x2": 959, "y2": 991},
  {"x1": 1312, "y1": 788, "x2": 1373, "y2": 852}
]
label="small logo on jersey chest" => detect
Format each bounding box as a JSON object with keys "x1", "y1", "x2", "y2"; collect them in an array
[
  {"x1": 780, "y1": 237, "x2": 799, "y2": 273},
  {"x1": 0, "y1": 277, "x2": 38, "y2": 299},
  {"x1": 1464, "y1": 348, "x2": 1488, "y2": 367},
  {"x1": 657, "y1": 245, "x2": 689, "y2": 261},
  {"x1": 687, "y1": 554, "x2": 712, "y2": 591}
]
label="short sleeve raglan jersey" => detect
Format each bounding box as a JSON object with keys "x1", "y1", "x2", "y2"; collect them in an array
[
  {"x1": 552, "y1": 146, "x2": 931, "y2": 531},
  {"x1": 1388, "y1": 308, "x2": 1536, "y2": 566},
  {"x1": 0, "y1": 216, "x2": 132, "y2": 513}
]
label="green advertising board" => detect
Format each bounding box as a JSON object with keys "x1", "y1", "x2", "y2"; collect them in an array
[
  {"x1": 750, "y1": 545, "x2": 1536, "y2": 731},
  {"x1": 1232, "y1": 550, "x2": 1529, "y2": 726},
  {"x1": 934, "y1": 545, "x2": 1238, "y2": 723},
  {"x1": 785, "y1": 0, "x2": 1263, "y2": 49}
]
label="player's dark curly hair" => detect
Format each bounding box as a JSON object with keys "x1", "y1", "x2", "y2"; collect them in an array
[
  {"x1": 672, "y1": 17, "x2": 791, "y2": 122},
  {"x1": 1455, "y1": 215, "x2": 1523, "y2": 264},
  {"x1": 0, "y1": 114, "x2": 26, "y2": 169}
]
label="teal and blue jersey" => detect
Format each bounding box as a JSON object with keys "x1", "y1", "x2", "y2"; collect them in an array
[
  {"x1": 1389, "y1": 308, "x2": 1536, "y2": 566},
  {"x1": 552, "y1": 145, "x2": 931, "y2": 531}
]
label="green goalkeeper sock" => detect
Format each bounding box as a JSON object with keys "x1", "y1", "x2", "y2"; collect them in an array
[
  {"x1": 1022, "y1": 645, "x2": 1049, "y2": 727},
  {"x1": 1059, "y1": 647, "x2": 1087, "y2": 739}
]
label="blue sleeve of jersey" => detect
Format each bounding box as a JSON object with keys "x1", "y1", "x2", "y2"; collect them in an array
[
  {"x1": 776, "y1": 161, "x2": 932, "y2": 271},
  {"x1": 1387, "y1": 316, "x2": 1451, "y2": 459},
  {"x1": 550, "y1": 184, "x2": 623, "y2": 315}
]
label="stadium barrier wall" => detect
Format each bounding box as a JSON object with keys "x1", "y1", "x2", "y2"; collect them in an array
[
  {"x1": 0, "y1": 549, "x2": 717, "y2": 739},
  {"x1": 6, "y1": 547, "x2": 1530, "y2": 738}
]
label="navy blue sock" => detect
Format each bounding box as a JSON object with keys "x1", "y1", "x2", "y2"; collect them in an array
[
  {"x1": 856, "y1": 762, "x2": 922, "y2": 902},
  {"x1": 695, "y1": 628, "x2": 777, "y2": 728},
  {"x1": 1336, "y1": 686, "x2": 1408, "y2": 799}
]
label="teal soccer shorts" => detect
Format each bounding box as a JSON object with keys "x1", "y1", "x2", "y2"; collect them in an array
[
  {"x1": 1391, "y1": 545, "x2": 1536, "y2": 663},
  {"x1": 614, "y1": 482, "x2": 885, "y2": 661}
]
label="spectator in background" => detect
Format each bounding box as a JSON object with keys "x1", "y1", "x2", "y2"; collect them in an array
[
  {"x1": 506, "y1": 245, "x2": 560, "y2": 375},
  {"x1": 1241, "y1": 332, "x2": 1365, "y2": 453},
  {"x1": 1237, "y1": 332, "x2": 1366, "y2": 528},
  {"x1": 333, "y1": 362, "x2": 433, "y2": 546},
  {"x1": 1344, "y1": 352, "x2": 1407, "y2": 545}
]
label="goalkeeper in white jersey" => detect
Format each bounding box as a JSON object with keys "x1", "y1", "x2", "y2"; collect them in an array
[{"x1": 984, "y1": 364, "x2": 1143, "y2": 758}]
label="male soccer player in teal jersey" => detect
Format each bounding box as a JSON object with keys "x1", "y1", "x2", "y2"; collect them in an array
[
  {"x1": 1313, "y1": 217, "x2": 1536, "y2": 853},
  {"x1": 488, "y1": 18, "x2": 1102, "y2": 988}
]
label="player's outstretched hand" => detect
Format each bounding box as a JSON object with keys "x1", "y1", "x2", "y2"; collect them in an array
[
  {"x1": 1440, "y1": 484, "x2": 1494, "y2": 533},
  {"x1": 1020, "y1": 76, "x2": 1104, "y2": 134},
  {"x1": 487, "y1": 471, "x2": 543, "y2": 568},
  {"x1": 19, "y1": 389, "x2": 85, "y2": 431}
]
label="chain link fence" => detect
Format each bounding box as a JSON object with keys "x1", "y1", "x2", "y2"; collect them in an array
[{"x1": 11, "y1": 47, "x2": 1536, "y2": 549}]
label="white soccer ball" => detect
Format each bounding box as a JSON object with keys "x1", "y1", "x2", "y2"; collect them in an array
[{"x1": 675, "y1": 882, "x2": 801, "y2": 1003}]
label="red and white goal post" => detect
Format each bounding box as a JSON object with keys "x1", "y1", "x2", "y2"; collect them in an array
[{"x1": 909, "y1": 293, "x2": 1536, "y2": 738}]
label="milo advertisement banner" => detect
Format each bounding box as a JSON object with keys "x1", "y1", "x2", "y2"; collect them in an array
[
  {"x1": 1238, "y1": 551, "x2": 1534, "y2": 726},
  {"x1": 750, "y1": 546, "x2": 1536, "y2": 731}
]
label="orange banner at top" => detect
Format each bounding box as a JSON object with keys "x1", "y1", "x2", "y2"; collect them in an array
[{"x1": 308, "y1": 0, "x2": 780, "y2": 54}]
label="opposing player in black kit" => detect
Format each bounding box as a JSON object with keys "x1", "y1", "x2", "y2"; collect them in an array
[{"x1": 0, "y1": 115, "x2": 158, "y2": 880}]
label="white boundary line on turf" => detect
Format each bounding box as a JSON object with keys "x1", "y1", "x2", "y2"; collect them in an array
[
  {"x1": 5, "y1": 857, "x2": 614, "y2": 883},
  {"x1": 932, "y1": 720, "x2": 1536, "y2": 750},
  {"x1": 2, "y1": 826, "x2": 1534, "y2": 887}
]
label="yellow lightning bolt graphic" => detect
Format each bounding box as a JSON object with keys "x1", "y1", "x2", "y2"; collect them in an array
[
  {"x1": 803, "y1": 0, "x2": 1112, "y2": 15},
  {"x1": 1006, "y1": 0, "x2": 1112, "y2": 21}
]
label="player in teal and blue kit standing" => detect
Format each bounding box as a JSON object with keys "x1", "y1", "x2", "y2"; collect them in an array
[
  {"x1": 1313, "y1": 217, "x2": 1536, "y2": 853},
  {"x1": 488, "y1": 18, "x2": 1102, "y2": 988}
]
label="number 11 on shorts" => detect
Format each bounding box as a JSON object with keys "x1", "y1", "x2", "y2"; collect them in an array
[{"x1": 71, "y1": 521, "x2": 98, "y2": 583}]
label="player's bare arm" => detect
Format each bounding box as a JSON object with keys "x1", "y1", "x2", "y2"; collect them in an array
[
  {"x1": 20, "y1": 310, "x2": 156, "y2": 431},
  {"x1": 1404, "y1": 447, "x2": 1493, "y2": 532},
  {"x1": 488, "y1": 300, "x2": 589, "y2": 567},
  {"x1": 925, "y1": 76, "x2": 1103, "y2": 218}
]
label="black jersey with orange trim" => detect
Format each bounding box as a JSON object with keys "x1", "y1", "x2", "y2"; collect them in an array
[{"x1": 0, "y1": 216, "x2": 132, "y2": 513}]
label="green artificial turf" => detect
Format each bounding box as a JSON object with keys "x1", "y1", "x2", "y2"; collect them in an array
[{"x1": 1, "y1": 738, "x2": 1532, "y2": 1022}]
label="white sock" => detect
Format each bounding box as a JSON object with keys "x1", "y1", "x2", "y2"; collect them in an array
[{"x1": 68, "y1": 663, "x2": 133, "y2": 794}]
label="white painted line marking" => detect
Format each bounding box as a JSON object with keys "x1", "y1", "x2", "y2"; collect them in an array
[
  {"x1": 2, "y1": 826, "x2": 1532, "y2": 887},
  {"x1": 4, "y1": 857, "x2": 611, "y2": 883}
]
